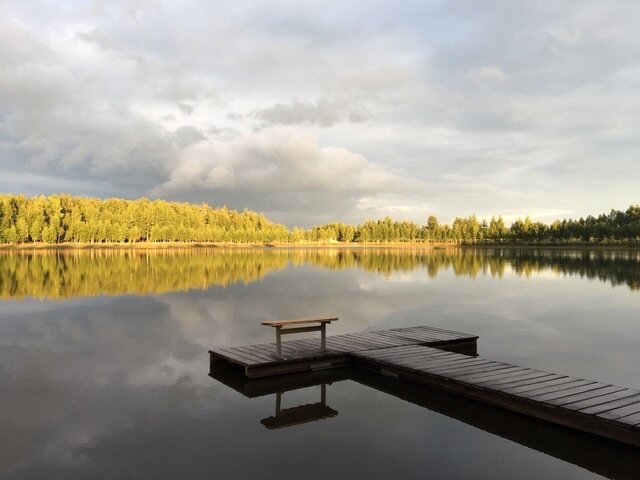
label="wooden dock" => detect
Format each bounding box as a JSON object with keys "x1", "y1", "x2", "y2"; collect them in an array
[
  {"x1": 209, "y1": 325, "x2": 478, "y2": 378},
  {"x1": 354, "y1": 344, "x2": 640, "y2": 448},
  {"x1": 209, "y1": 325, "x2": 640, "y2": 448}
]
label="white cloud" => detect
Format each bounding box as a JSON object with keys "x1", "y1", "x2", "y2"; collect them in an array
[
  {"x1": 253, "y1": 97, "x2": 370, "y2": 126},
  {"x1": 465, "y1": 66, "x2": 511, "y2": 84},
  {"x1": 152, "y1": 127, "x2": 424, "y2": 224}
]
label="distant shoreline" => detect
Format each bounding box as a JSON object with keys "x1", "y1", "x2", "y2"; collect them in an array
[
  {"x1": 0, "y1": 241, "x2": 454, "y2": 251},
  {"x1": 1, "y1": 241, "x2": 639, "y2": 251}
]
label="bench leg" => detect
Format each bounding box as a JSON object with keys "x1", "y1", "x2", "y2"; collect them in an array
[
  {"x1": 321, "y1": 323, "x2": 326, "y2": 352},
  {"x1": 276, "y1": 326, "x2": 282, "y2": 356}
]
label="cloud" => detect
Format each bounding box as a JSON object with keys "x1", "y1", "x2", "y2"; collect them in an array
[
  {"x1": 152, "y1": 127, "x2": 424, "y2": 225},
  {"x1": 173, "y1": 125, "x2": 206, "y2": 148},
  {"x1": 465, "y1": 66, "x2": 510, "y2": 84},
  {"x1": 2, "y1": 1, "x2": 640, "y2": 225},
  {"x1": 253, "y1": 97, "x2": 370, "y2": 126}
]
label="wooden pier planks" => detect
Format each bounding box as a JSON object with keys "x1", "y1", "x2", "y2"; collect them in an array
[
  {"x1": 209, "y1": 326, "x2": 479, "y2": 379},
  {"x1": 353, "y1": 345, "x2": 640, "y2": 447},
  {"x1": 209, "y1": 325, "x2": 478, "y2": 372}
]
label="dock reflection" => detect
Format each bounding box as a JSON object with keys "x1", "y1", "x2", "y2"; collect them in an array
[{"x1": 210, "y1": 365, "x2": 640, "y2": 480}]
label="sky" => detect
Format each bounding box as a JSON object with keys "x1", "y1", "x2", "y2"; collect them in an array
[{"x1": 1, "y1": 0, "x2": 639, "y2": 227}]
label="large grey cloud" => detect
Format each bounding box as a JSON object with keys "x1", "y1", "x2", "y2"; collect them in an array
[
  {"x1": 253, "y1": 98, "x2": 370, "y2": 127},
  {"x1": 151, "y1": 127, "x2": 425, "y2": 225},
  {"x1": 1, "y1": 0, "x2": 640, "y2": 225}
]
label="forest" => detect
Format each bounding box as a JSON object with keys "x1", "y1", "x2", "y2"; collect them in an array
[
  {"x1": 0, "y1": 194, "x2": 639, "y2": 245},
  {"x1": 0, "y1": 194, "x2": 290, "y2": 244},
  {"x1": 306, "y1": 207, "x2": 640, "y2": 244}
]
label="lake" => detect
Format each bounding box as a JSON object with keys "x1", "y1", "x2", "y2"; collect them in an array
[{"x1": 1, "y1": 247, "x2": 640, "y2": 479}]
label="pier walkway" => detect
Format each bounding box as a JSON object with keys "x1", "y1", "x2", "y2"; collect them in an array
[
  {"x1": 209, "y1": 325, "x2": 478, "y2": 378},
  {"x1": 209, "y1": 324, "x2": 640, "y2": 447}
]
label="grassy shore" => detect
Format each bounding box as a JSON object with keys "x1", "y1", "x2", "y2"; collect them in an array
[
  {"x1": 1, "y1": 241, "x2": 639, "y2": 251},
  {"x1": 0, "y1": 241, "x2": 456, "y2": 251}
]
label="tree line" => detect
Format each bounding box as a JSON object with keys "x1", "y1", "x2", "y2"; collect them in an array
[
  {"x1": 306, "y1": 207, "x2": 640, "y2": 244},
  {"x1": 0, "y1": 194, "x2": 289, "y2": 244},
  {"x1": 0, "y1": 194, "x2": 639, "y2": 245}
]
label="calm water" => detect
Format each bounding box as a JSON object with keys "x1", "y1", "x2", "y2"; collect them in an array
[{"x1": 1, "y1": 248, "x2": 640, "y2": 479}]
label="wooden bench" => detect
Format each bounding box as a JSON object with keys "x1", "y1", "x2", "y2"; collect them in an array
[{"x1": 261, "y1": 317, "x2": 338, "y2": 356}]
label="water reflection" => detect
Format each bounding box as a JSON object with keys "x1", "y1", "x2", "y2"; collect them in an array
[
  {"x1": 262, "y1": 385, "x2": 337, "y2": 430},
  {"x1": 2, "y1": 247, "x2": 640, "y2": 299},
  {"x1": 2, "y1": 248, "x2": 640, "y2": 478},
  {"x1": 210, "y1": 365, "x2": 640, "y2": 479}
]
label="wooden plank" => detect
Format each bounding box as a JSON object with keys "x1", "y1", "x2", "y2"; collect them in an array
[
  {"x1": 371, "y1": 348, "x2": 454, "y2": 363},
  {"x1": 501, "y1": 376, "x2": 578, "y2": 395},
  {"x1": 578, "y1": 393, "x2": 640, "y2": 416},
  {"x1": 219, "y1": 347, "x2": 262, "y2": 365},
  {"x1": 400, "y1": 346, "x2": 485, "y2": 361},
  {"x1": 324, "y1": 337, "x2": 360, "y2": 352},
  {"x1": 497, "y1": 374, "x2": 568, "y2": 392},
  {"x1": 455, "y1": 367, "x2": 534, "y2": 382},
  {"x1": 385, "y1": 326, "x2": 453, "y2": 337},
  {"x1": 383, "y1": 329, "x2": 454, "y2": 342},
  {"x1": 365, "y1": 335, "x2": 419, "y2": 348},
  {"x1": 376, "y1": 354, "x2": 467, "y2": 371},
  {"x1": 334, "y1": 334, "x2": 386, "y2": 350},
  {"x1": 408, "y1": 357, "x2": 489, "y2": 372},
  {"x1": 324, "y1": 335, "x2": 371, "y2": 351},
  {"x1": 218, "y1": 347, "x2": 260, "y2": 365},
  {"x1": 279, "y1": 325, "x2": 323, "y2": 335},
  {"x1": 407, "y1": 357, "x2": 489, "y2": 372},
  {"x1": 395, "y1": 348, "x2": 456, "y2": 359},
  {"x1": 357, "y1": 332, "x2": 414, "y2": 347},
  {"x1": 347, "y1": 335, "x2": 400, "y2": 349},
  {"x1": 261, "y1": 317, "x2": 337, "y2": 326},
  {"x1": 356, "y1": 343, "x2": 425, "y2": 356},
  {"x1": 342, "y1": 338, "x2": 393, "y2": 351},
  {"x1": 423, "y1": 361, "x2": 507, "y2": 376},
  {"x1": 511, "y1": 380, "x2": 596, "y2": 400},
  {"x1": 209, "y1": 348, "x2": 250, "y2": 367},
  {"x1": 546, "y1": 386, "x2": 629, "y2": 408},
  {"x1": 427, "y1": 359, "x2": 520, "y2": 377},
  {"x1": 397, "y1": 325, "x2": 477, "y2": 340},
  {"x1": 371, "y1": 351, "x2": 446, "y2": 366},
  {"x1": 278, "y1": 342, "x2": 316, "y2": 358},
  {"x1": 479, "y1": 372, "x2": 558, "y2": 389},
  {"x1": 615, "y1": 410, "x2": 640, "y2": 426},
  {"x1": 407, "y1": 351, "x2": 479, "y2": 364},
  {"x1": 380, "y1": 328, "x2": 458, "y2": 343},
  {"x1": 396, "y1": 352, "x2": 472, "y2": 367},
  {"x1": 416, "y1": 325, "x2": 479, "y2": 337},
  {"x1": 375, "y1": 329, "x2": 448, "y2": 344},
  {"x1": 451, "y1": 368, "x2": 534, "y2": 385},
  {"x1": 464, "y1": 369, "x2": 546, "y2": 386},
  {"x1": 233, "y1": 345, "x2": 279, "y2": 363},
  {"x1": 375, "y1": 353, "x2": 455, "y2": 367},
  {"x1": 531, "y1": 383, "x2": 611, "y2": 403},
  {"x1": 291, "y1": 338, "x2": 322, "y2": 350},
  {"x1": 597, "y1": 400, "x2": 640, "y2": 421}
]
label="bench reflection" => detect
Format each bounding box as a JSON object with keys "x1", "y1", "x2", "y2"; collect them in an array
[{"x1": 261, "y1": 384, "x2": 338, "y2": 430}]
